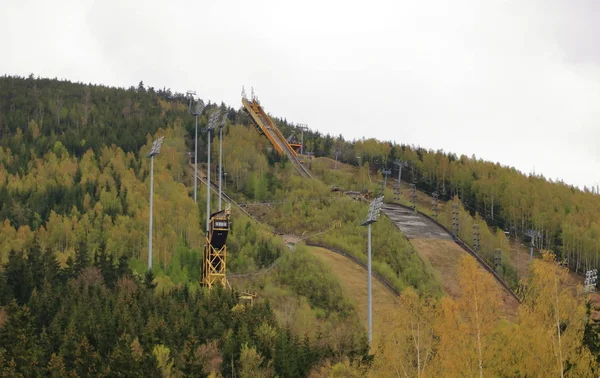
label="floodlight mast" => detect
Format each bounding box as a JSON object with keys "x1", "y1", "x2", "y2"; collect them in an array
[
  {"x1": 187, "y1": 91, "x2": 204, "y2": 204},
  {"x1": 382, "y1": 168, "x2": 392, "y2": 191},
  {"x1": 334, "y1": 149, "x2": 341, "y2": 169},
  {"x1": 361, "y1": 196, "x2": 384, "y2": 347},
  {"x1": 206, "y1": 111, "x2": 219, "y2": 233},
  {"x1": 218, "y1": 111, "x2": 227, "y2": 211},
  {"x1": 393, "y1": 160, "x2": 406, "y2": 196},
  {"x1": 147, "y1": 136, "x2": 164, "y2": 271},
  {"x1": 526, "y1": 229, "x2": 541, "y2": 261}
]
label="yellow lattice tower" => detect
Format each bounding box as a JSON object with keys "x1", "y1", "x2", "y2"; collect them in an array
[{"x1": 202, "y1": 205, "x2": 231, "y2": 289}]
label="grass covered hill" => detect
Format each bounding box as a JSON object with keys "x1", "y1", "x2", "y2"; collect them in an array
[
  {"x1": 273, "y1": 110, "x2": 600, "y2": 280},
  {"x1": 0, "y1": 75, "x2": 598, "y2": 376},
  {"x1": 0, "y1": 76, "x2": 374, "y2": 376}
]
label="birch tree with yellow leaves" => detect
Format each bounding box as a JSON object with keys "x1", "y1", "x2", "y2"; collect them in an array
[
  {"x1": 515, "y1": 252, "x2": 598, "y2": 377},
  {"x1": 371, "y1": 287, "x2": 437, "y2": 378},
  {"x1": 432, "y1": 255, "x2": 503, "y2": 377}
]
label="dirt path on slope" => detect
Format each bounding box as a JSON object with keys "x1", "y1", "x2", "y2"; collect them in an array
[
  {"x1": 411, "y1": 239, "x2": 519, "y2": 319},
  {"x1": 310, "y1": 246, "x2": 400, "y2": 348},
  {"x1": 382, "y1": 203, "x2": 519, "y2": 319}
]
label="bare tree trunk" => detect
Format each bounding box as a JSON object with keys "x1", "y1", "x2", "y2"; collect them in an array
[
  {"x1": 491, "y1": 187, "x2": 494, "y2": 220},
  {"x1": 554, "y1": 275, "x2": 565, "y2": 378},
  {"x1": 474, "y1": 288, "x2": 484, "y2": 378}
]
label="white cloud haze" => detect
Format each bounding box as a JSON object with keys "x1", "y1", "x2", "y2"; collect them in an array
[{"x1": 2, "y1": 0, "x2": 600, "y2": 188}]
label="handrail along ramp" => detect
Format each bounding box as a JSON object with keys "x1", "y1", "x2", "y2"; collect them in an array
[{"x1": 242, "y1": 97, "x2": 313, "y2": 179}]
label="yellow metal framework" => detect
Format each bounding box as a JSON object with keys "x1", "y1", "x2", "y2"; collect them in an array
[
  {"x1": 203, "y1": 240, "x2": 228, "y2": 289},
  {"x1": 289, "y1": 142, "x2": 302, "y2": 154},
  {"x1": 238, "y1": 290, "x2": 258, "y2": 306},
  {"x1": 242, "y1": 97, "x2": 313, "y2": 179},
  {"x1": 242, "y1": 97, "x2": 296, "y2": 158},
  {"x1": 203, "y1": 207, "x2": 231, "y2": 289}
]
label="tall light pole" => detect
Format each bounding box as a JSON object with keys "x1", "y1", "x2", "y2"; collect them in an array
[
  {"x1": 526, "y1": 229, "x2": 541, "y2": 261},
  {"x1": 206, "y1": 109, "x2": 222, "y2": 233},
  {"x1": 218, "y1": 111, "x2": 227, "y2": 211},
  {"x1": 361, "y1": 196, "x2": 384, "y2": 346},
  {"x1": 297, "y1": 123, "x2": 308, "y2": 155},
  {"x1": 382, "y1": 168, "x2": 392, "y2": 189},
  {"x1": 147, "y1": 136, "x2": 164, "y2": 271},
  {"x1": 187, "y1": 91, "x2": 205, "y2": 203},
  {"x1": 357, "y1": 156, "x2": 365, "y2": 189},
  {"x1": 393, "y1": 160, "x2": 406, "y2": 187},
  {"x1": 187, "y1": 91, "x2": 196, "y2": 202}
]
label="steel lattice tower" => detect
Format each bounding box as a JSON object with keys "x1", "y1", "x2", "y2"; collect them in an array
[
  {"x1": 473, "y1": 223, "x2": 481, "y2": 254},
  {"x1": 452, "y1": 201, "x2": 459, "y2": 237},
  {"x1": 431, "y1": 191, "x2": 439, "y2": 220}
]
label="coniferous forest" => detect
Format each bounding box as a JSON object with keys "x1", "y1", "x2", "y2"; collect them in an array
[
  {"x1": 0, "y1": 75, "x2": 372, "y2": 376},
  {"x1": 0, "y1": 75, "x2": 599, "y2": 376}
]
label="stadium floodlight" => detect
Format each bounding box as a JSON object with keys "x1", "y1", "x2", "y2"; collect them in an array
[
  {"x1": 193, "y1": 99, "x2": 205, "y2": 116},
  {"x1": 187, "y1": 90, "x2": 205, "y2": 204},
  {"x1": 186, "y1": 90, "x2": 196, "y2": 113},
  {"x1": 584, "y1": 269, "x2": 598, "y2": 293},
  {"x1": 360, "y1": 195, "x2": 384, "y2": 346},
  {"x1": 362, "y1": 196, "x2": 384, "y2": 226},
  {"x1": 147, "y1": 136, "x2": 164, "y2": 158},
  {"x1": 208, "y1": 109, "x2": 221, "y2": 130},
  {"x1": 147, "y1": 136, "x2": 164, "y2": 271}
]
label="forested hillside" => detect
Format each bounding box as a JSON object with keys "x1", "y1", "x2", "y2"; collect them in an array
[
  {"x1": 0, "y1": 75, "x2": 599, "y2": 376},
  {"x1": 219, "y1": 125, "x2": 441, "y2": 295},
  {"x1": 276, "y1": 118, "x2": 600, "y2": 279},
  {"x1": 0, "y1": 75, "x2": 372, "y2": 376}
]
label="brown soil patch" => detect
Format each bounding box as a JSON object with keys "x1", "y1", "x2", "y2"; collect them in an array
[
  {"x1": 310, "y1": 246, "x2": 400, "y2": 348},
  {"x1": 410, "y1": 238, "x2": 519, "y2": 319}
]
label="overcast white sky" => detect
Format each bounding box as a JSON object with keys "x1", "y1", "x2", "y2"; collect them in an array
[{"x1": 2, "y1": 0, "x2": 600, "y2": 188}]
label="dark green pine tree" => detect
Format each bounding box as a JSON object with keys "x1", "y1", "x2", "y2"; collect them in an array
[
  {"x1": 177, "y1": 335, "x2": 206, "y2": 378},
  {"x1": 0, "y1": 349, "x2": 24, "y2": 378},
  {"x1": 4, "y1": 250, "x2": 34, "y2": 305},
  {"x1": 74, "y1": 336, "x2": 102, "y2": 378},
  {"x1": 144, "y1": 270, "x2": 157, "y2": 291},
  {"x1": 45, "y1": 353, "x2": 67, "y2": 378},
  {"x1": 583, "y1": 301, "x2": 600, "y2": 363},
  {"x1": 107, "y1": 333, "x2": 158, "y2": 377},
  {"x1": 94, "y1": 240, "x2": 118, "y2": 289},
  {"x1": 73, "y1": 238, "x2": 90, "y2": 275},
  {"x1": 0, "y1": 301, "x2": 44, "y2": 376},
  {"x1": 58, "y1": 323, "x2": 80, "y2": 372},
  {"x1": 273, "y1": 329, "x2": 302, "y2": 378},
  {"x1": 42, "y1": 246, "x2": 61, "y2": 285}
]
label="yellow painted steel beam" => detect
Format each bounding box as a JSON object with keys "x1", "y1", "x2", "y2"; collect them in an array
[{"x1": 242, "y1": 98, "x2": 299, "y2": 159}]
